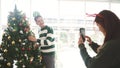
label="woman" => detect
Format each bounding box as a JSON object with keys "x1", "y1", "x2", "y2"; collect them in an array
[{"x1": 78, "y1": 10, "x2": 120, "y2": 68}]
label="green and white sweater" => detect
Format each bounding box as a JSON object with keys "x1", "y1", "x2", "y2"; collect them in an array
[{"x1": 38, "y1": 26, "x2": 55, "y2": 55}]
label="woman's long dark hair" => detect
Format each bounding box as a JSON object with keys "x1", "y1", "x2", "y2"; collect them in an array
[{"x1": 94, "y1": 10, "x2": 120, "y2": 43}]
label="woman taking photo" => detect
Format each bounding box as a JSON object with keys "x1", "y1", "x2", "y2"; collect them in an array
[{"x1": 78, "y1": 10, "x2": 120, "y2": 68}]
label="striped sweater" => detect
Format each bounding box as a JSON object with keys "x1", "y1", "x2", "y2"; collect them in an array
[{"x1": 38, "y1": 25, "x2": 55, "y2": 55}]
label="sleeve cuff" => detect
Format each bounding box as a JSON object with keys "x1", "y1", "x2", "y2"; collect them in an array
[
  {"x1": 89, "y1": 41, "x2": 94, "y2": 45},
  {"x1": 78, "y1": 44, "x2": 85, "y2": 49}
]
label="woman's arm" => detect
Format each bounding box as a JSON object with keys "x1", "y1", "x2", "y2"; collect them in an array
[
  {"x1": 78, "y1": 40, "x2": 119, "y2": 68},
  {"x1": 89, "y1": 42, "x2": 100, "y2": 53},
  {"x1": 85, "y1": 36, "x2": 100, "y2": 53}
]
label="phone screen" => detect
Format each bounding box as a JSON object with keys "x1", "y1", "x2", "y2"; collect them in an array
[{"x1": 80, "y1": 28, "x2": 85, "y2": 42}]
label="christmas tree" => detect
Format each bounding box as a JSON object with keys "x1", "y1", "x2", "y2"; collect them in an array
[{"x1": 0, "y1": 6, "x2": 41, "y2": 68}]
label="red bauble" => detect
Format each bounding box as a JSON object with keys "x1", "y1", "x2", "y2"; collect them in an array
[
  {"x1": 28, "y1": 48, "x2": 31, "y2": 51},
  {"x1": 22, "y1": 47, "x2": 25, "y2": 51}
]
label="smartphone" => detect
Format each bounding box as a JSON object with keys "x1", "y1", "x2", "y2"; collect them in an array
[{"x1": 79, "y1": 28, "x2": 85, "y2": 42}]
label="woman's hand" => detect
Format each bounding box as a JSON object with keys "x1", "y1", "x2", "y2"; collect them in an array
[
  {"x1": 78, "y1": 36, "x2": 84, "y2": 45},
  {"x1": 78, "y1": 36, "x2": 93, "y2": 45},
  {"x1": 85, "y1": 36, "x2": 92, "y2": 44}
]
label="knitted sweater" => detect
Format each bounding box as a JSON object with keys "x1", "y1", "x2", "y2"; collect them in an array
[{"x1": 38, "y1": 26, "x2": 55, "y2": 55}]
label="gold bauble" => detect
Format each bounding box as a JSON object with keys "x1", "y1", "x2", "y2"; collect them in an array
[
  {"x1": 8, "y1": 36, "x2": 11, "y2": 39},
  {"x1": 22, "y1": 65, "x2": 26, "y2": 68},
  {"x1": 4, "y1": 49, "x2": 8, "y2": 53},
  {"x1": 19, "y1": 60, "x2": 22, "y2": 63},
  {"x1": 12, "y1": 41, "x2": 15, "y2": 45},
  {"x1": 19, "y1": 39, "x2": 22, "y2": 42},
  {"x1": 12, "y1": 17, "x2": 16, "y2": 20},
  {"x1": 7, "y1": 62, "x2": 11, "y2": 66}
]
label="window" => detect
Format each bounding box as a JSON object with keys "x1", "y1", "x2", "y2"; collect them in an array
[{"x1": 0, "y1": 0, "x2": 120, "y2": 68}]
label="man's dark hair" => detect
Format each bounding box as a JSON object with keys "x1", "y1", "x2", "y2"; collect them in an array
[{"x1": 34, "y1": 15, "x2": 41, "y2": 22}]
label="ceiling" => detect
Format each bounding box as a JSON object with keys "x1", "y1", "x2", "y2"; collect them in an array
[{"x1": 60, "y1": 0, "x2": 120, "y2": 3}]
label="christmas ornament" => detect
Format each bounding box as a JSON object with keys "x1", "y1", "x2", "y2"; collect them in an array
[
  {"x1": 30, "y1": 57, "x2": 34, "y2": 64},
  {"x1": 20, "y1": 30, "x2": 23, "y2": 34},
  {"x1": 12, "y1": 41, "x2": 15, "y2": 45},
  {"x1": 7, "y1": 62, "x2": 11, "y2": 66},
  {"x1": 4, "y1": 49, "x2": 8, "y2": 53},
  {"x1": 0, "y1": 56, "x2": 4, "y2": 60},
  {"x1": 19, "y1": 60, "x2": 22, "y2": 63},
  {"x1": 19, "y1": 39, "x2": 22, "y2": 42},
  {"x1": 22, "y1": 65, "x2": 26, "y2": 68},
  {"x1": 8, "y1": 36, "x2": 11, "y2": 39},
  {"x1": 12, "y1": 17, "x2": 16, "y2": 20},
  {"x1": 40, "y1": 56, "x2": 42, "y2": 60},
  {"x1": 22, "y1": 43, "x2": 25, "y2": 45},
  {"x1": 24, "y1": 54, "x2": 28, "y2": 60},
  {"x1": 30, "y1": 57, "x2": 34, "y2": 60},
  {"x1": 28, "y1": 48, "x2": 31, "y2": 51},
  {"x1": 15, "y1": 48, "x2": 19, "y2": 51},
  {"x1": 22, "y1": 47, "x2": 25, "y2": 51},
  {"x1": 8, "y1": 44, "x2": 10, "y2": 47},
  {"x1": 24, "y1": 54, "x2": 27, "y2": 57}
]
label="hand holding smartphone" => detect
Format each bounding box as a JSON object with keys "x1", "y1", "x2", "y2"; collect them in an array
[{"x1": 79, "y1": 28, "x2": 85, "y2": 42}]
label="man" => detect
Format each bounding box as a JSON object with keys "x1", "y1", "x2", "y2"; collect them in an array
[{"x1": 28, "y1": 15, "x2": 55, "y2": 68}]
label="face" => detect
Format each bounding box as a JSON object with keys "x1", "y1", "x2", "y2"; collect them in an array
[
  {"x1": 35, "y1": 17, "x2": 44, "y2": 28},
  {"x1": 96, "y1": 23, "x2": 106, "y2": 36}
]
